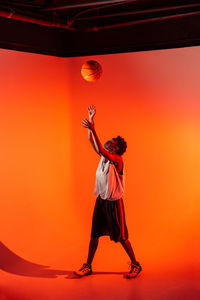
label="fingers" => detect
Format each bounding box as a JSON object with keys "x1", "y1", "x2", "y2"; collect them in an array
[
  {"x1": 88, "y1": 105, "x2": 93, "y2": 110},
  {"x1": 81, "y1": 118, "x2": 89, "y2": 125},
  {"x1": 88, "y1": 105, "x2": 96, "y2": 112},
  {"x1": 83, "y1": 118, "x2": 89, "y2": 123},
  {"x1": 81, "y1": 118, "x2": 90, "y2": 128}
]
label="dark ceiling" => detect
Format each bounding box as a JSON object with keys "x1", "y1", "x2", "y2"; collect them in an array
[{"x1": 0, "y1": 0, "x2": 200, "y2": 57}]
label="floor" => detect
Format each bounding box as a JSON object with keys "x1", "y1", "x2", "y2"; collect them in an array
[{"x1": 1, "y1": 249, "x2": 199, "y2": 300}]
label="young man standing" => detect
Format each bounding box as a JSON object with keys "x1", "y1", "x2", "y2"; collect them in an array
[{"x1": 74, "y1": 105, "x2": 141, "y2": 279}]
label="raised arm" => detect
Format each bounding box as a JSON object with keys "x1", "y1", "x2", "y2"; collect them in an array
[
  {"x1": 87, "y1": 105, "x2": 100, "y2": 154},
  {"x1": 82, "y1": 117, "x2": 121, "y2": 164}
]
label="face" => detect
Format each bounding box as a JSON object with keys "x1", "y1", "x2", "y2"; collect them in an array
[{"x1": 104, "y1": 138, "x2": 119, "y2": 154}]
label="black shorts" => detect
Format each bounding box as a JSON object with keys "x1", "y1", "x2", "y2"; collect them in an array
[{"x1": 91, "y1": 196, "x2": 128, "y2": 243}]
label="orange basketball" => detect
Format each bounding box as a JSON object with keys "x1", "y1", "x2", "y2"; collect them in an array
[{"x1": 81, "y1": 60, "x2": 102, "y2": 82}]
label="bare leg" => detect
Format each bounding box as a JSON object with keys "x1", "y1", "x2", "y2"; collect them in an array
[
  {"x1": 86, "y1": 237, "x2": 99, "y2": 265},
  {"x1": 120, "y1": 239, "x2": 137, "y2": 264}
]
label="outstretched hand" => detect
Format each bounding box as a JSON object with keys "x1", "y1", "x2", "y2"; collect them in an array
[
  {"x1": 81, "y1": 118, "x2": 95, "y2": 131},
  {"x1": 88, "y1": 105, "x2": 96, "y2": 122}
]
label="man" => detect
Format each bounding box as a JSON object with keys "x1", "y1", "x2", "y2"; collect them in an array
[{"x1": 74, "y1": 105, "x2": 141, "y2": 279}]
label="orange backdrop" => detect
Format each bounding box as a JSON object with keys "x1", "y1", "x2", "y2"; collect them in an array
[{"x1": 0, "y1": 47, "x2": 200, "y2": 274}]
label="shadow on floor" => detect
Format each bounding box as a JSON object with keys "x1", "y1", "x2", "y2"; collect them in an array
[
  {"x1": 0, "y1": 241, "x2": 70, "y2": 278},
  {"x1": 0, "y1": 241, "x2": 129, "y2": 279}
]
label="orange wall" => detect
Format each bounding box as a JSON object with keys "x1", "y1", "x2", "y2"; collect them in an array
[{"x1": 0, "y1": 47, "x2": 200, "y2": 273}]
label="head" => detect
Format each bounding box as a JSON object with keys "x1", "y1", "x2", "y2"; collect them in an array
[{"x1": 104, "y1": 136, "x2": 127, "y2": 156}]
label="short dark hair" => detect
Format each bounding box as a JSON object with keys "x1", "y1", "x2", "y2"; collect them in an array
[{"x1": 115, "y1": 136, "x2": 127, "y2": 156}]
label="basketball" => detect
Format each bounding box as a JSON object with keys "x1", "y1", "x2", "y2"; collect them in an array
[{"x1": 81, "y1": 60, "x2": 102, "y2": 82}]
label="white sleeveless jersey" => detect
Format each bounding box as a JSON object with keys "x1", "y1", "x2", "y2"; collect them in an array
[{"x1": 94, "y1": 156, "x2": 125, "y2": 201}]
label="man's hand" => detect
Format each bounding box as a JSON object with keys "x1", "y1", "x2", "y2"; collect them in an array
[
  {"x1": 88, "y1": 105, "x2": 96, "y2": 123},
  {"x1": 81, "y1": 118, "x2": 95, "y2": 131}
]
